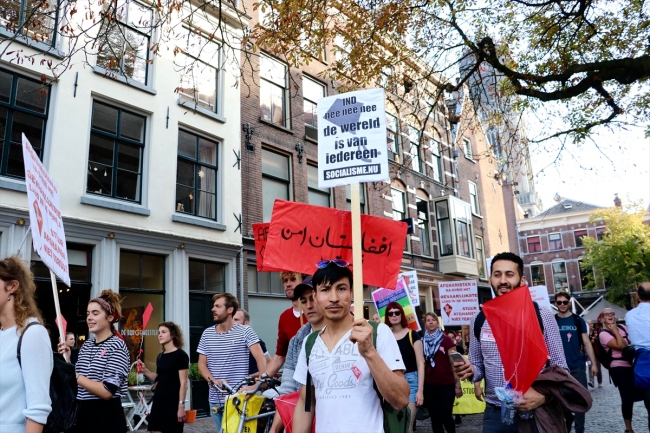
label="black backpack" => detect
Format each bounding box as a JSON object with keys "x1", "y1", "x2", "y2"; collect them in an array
[
  {"x1": 17, "y1": 322, "x2": 78, "y2": 433},
  {"x1": 594, "y1": 325, "x2": 630, "y2": 370}
]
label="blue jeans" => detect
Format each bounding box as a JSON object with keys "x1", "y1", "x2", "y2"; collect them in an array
[
  {"x1": 564, "y1": 365, "x2": 587, "y2": 433},
  {"x1": 210, "y1": 403, "x2": 223, "y2": 433},
  {"x1": 404, "y1": 371, "x2": 419, "y2": 403},
  {"x1": 483, "y1": 404, "x2": 519, "y2": 433}
]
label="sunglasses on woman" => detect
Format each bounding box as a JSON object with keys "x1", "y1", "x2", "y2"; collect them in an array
[{"x1": 387, "y1": 310, "x2": 401, "y2": 317}]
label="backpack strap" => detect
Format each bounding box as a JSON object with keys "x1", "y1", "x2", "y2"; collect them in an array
[
  {"x1": 16, "y1": 322, "x2": 41, "y2": 368},
  {"x1": 304, "y1": 330, "x2": 321, "y2": 412},
  {"x1": 572, "y1": 313, "x2": 585, "y2": 353}
]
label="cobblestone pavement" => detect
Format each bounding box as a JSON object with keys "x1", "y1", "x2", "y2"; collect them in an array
[{"x1": 140, "y1": 369, "x2": 650, "y2": 433}]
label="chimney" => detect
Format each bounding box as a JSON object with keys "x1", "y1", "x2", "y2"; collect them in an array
[{"x1": 614, "y1": 193, "x2": 622, "y2": 208}]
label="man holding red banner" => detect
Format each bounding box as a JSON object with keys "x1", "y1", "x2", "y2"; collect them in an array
[
  {"x1": 453, "y1": 253, "x2": 568, "y2": 433},
  {"x1": 265, "y1": 272, "x2": 308, "y2": 377},
  {"x1": 292, "y1": 261, "x2": 409, "y2": 432}
]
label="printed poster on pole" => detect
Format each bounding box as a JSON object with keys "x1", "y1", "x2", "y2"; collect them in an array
[
  {"x1": 372, "y1": 285, "x2": 421, "y2": 332},
  {"x1": 22, "y1": 134, "x2": 70, "y2": 287},
  {"x1": 439, "y1": 280, "x2": 479, "y2": 326},
  {"x1": 400, "y1": 270, "x2": 420, "y2": 307},
  {"x1": 529, "y1": 285, "x2": 552, "y2": 311},
  {"x1": 317, "y1": 88, "x2": 389, "y2": 188}
]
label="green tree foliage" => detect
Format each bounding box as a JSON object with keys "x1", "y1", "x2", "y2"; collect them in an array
[{"x1": 581, "y1": 204, "x2": 650, "y2": 305}]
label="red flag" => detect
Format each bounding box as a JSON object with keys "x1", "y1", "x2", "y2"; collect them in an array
[
  {"x1": 142, "y1": 302, "x2": 154, "y2": 330},
  {"x1": 481, "y1": 286, "x2": 549, "y2": 394},
  {"x1": 252, "y1": 223, "x2": 284, "y2": 272},
  {"x1": 274, "y1": 391, "x2": 315, "y2": 433},
  {"x1": 55, "y1": 314, "x2": 67, "y2": 337},
  {"x1": 264, "y1": 200, "x2": 407, "y2": 288}
]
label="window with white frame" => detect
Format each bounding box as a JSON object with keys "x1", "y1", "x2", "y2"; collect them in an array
[
  {"x1": 407, "y1": 125, "x2": 422, "y2": 173},
  {"x1": 574, "y1": 229, "x2": 588, "y2": 248},
  {"x1": 175, "y1": 130, "x2": 218, "y2": 219},
  {"x1": 261, "y1": 149, "x2": 290, "y2": 221},
  {"x1": 87, "y1": 101, "x2": 145, "y2": 202},
  {"x1": 527, "y1": 235, "x2": 541, "y2": 252},
  {"x1": 391, "y1": 186, "x2": 408, "y2": 251},
  {"x1": 0, "y1": 0, "x2": 56, "y2": 44},
  {"x1": 96, "y1": 0, "x2": 153, "y2": 85},
  {"x1": 596, "y1": 227, "x2": 606, "y2": 242},
  {"x1": 417, "y1": 196, "x2": 431, "y2": 256},
  {"x1": 303, "y1": 76, "x2": 325, "y2": 133},
  {"x1": 434, "y1": 196, "x2": 474, "y2": 258},
  {"x1": 345, "y1": 184, "x2": 366, "y2": 214},
  {"x1": 548, "y1": 232, "x2": 563, "y2": 250},
  {"x1": 462, "y1": 137, "x2": 473, "y2": 160},
  {"x1": 0, "y1": 69, "x2": 49, "y2": 179},
  {"x1": 552, "y1": 261, "x2": 568, "y2": 292},
  {"x1": 430, "y1": 139, "x2": 442, "y2": 182},
  {"x1": 178, "y1": 29, "x2": 220, "y2": 113},
  {"x1": 530, "y1": 263, "x2": 545, "y2": 286},
  {"x1": 468, "y1": 181, "x2": 480, "y2": 215},
  {"x1": 260, "y1": 55, "x2": 288, "y2": 127},
  {"x1": 307, "y1": 164, "x2": 330, "y2": 207},
  {"x1": 475, "y1": 236, "x2": 486, "y2": 277},
  {"x1": 386, "y1": 113, "x2": 400, "y2": 158}
]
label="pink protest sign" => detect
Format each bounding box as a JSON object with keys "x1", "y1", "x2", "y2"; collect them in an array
[{"x1": 55, "y1": 315, "x2": 67, "y2": 336}]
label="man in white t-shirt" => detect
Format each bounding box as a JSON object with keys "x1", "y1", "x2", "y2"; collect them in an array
[{"x1": 292, "y1": 260, "x2": 409, "y2": 433}]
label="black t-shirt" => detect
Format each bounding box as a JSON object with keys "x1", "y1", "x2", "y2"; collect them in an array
[
  {"x1": 396, "y1": 330, "x2": 421, "y2": 373},
  {"x1": 153, "y1": 349, "x2": 189, "y2": 404}
]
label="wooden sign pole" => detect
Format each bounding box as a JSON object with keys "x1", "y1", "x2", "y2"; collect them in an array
[
  {"x1": 350, "y1": 183, "x2": 364, "y2": 320},
  {"x1": 50, "y1": 270, "x2": 69, "y2": 362}
]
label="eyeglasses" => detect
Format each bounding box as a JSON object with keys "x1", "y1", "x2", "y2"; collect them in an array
[
  {"x1": 556, "y1": 301, "x2": 569, "y2": 306},
  {"x1": 387, "y1": 311, "x2": 401, "y2": 317},
  {"x1": 603, "y1": 312, "x2": 616, "y2": 317},
  {"x1": 316, "y1": 259, "x2": 350, "y2": 269}
]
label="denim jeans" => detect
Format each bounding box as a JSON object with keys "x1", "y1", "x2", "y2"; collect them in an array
[
  {"x1": 482, "y1": 404, "x2": 519, "y2": 433},
  {"x1": 564, "y1": 365, "x2": 588, "y2": 433},
  {"x1": 210, "y1": 403, "x2": 223, "y2": 433}
]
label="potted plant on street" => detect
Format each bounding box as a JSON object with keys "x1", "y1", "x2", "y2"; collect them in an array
[{"x1": 188, "y1": 363, "x2": 209, "y2": 418}]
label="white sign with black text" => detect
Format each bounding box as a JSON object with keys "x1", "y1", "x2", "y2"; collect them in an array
[
  {"x1": 317, "y1": 88, "x2": 389, "y2": 188},
  {"x1": 22, "y1": 134, "x2": 71, "y2": 286},
  {"x1": 529, "y1": 285, "x2": 552, "y2": 311},
  {"x1": 439, "y1": 280, "x2": 479, "y2": 326}
]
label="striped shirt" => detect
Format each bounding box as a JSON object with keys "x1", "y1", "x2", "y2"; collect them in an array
[
  {"x1": 197, "y1": 324, "x2": 260, "y2": 404},
  {"x1": 469, "y1": 305, "x2": 568, "y2": 407},
  {"x1": 75, "y1": 334, "x2": 129, "y2": 400}
]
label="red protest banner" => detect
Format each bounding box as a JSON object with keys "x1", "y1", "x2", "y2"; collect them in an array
[
  {"x1": 264, "y1": 200, "x2": 407, "y2": 288},
  {"x1": 252, "y1": 223, "x2": 284, "y2": 272}
]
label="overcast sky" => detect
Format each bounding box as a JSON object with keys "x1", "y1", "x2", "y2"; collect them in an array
[{"x1": 526, "y1": 123, "x2": 649, "y2": 212}]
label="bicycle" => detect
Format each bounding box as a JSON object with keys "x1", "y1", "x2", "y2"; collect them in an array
[{"x1": 209, "y1": 374, "x2": 281, "y2": 433}]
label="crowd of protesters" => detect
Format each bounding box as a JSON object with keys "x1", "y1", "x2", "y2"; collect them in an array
[{"x1": 4, "y1": 250, "x2": 650, "y2": 433}]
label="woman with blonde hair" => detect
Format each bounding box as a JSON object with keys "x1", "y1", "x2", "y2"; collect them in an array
[
  {"x1": 58, "y1": 289, "x2": 129, "y2": 433},
  {"x1": 138, "y1": 321, "x2": 189, "y2": 433},
  {"x1": 0, "y1": 256, "x2": 53, "y2": 433}
]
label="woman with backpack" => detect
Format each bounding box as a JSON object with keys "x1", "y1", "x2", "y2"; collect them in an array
[
  {"x1": 422, "y1": 313, "x2": 461, "y2": 433},
  {"x1": 385, "y1": 302, "x2": 424, "y2": 433},
  {"x1": 0, "y1": 256, "x2": 53, "y2": 433},
  {"x1": 137, "y1": 321, "x2": 189, "y2": 433},
  {"x1": 599, "y1": 308, "x2": 650, "y2": 433},
  {"x1": 58, "y1": 289, "x2": 130, "y2": 433}
]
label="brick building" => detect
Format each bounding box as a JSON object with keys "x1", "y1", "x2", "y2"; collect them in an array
[
  {"x1": 238, "y1": 4, "x2": 521, "y2": 348},
  {"x1": 517, "y1": 198, "x2": 607, "y2": 304}
]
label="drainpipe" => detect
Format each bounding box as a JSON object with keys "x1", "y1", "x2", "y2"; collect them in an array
[{"x1": 238, "y1": 247, "x2": 245, "y2": 309}]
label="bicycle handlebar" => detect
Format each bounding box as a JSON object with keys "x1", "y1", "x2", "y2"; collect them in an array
[{"x1": 209, "y1": 374, "x2": 281, "y2": 395}]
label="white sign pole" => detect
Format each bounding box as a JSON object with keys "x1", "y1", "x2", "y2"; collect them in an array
[
  {"x1": 50, "y1": 270, "x2": 68, "y2": 362},
  {"x1": 351, "y1": 183, "x2": 364, "y2": 320}
]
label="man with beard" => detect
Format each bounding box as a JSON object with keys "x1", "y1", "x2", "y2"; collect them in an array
[
  {"x1": 453, "y1": 252, "x2": 567, "y2": 433},
  {"x1": 197, "y1": 293, "x2": 266, "y2": 432},
  {"x1": 265, "y1": 272, "x2": 307, "y2": 376}
]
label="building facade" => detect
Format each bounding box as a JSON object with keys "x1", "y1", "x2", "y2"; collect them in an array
[
  {"x1": 0, "y1": 1, "x2": 247, "y2": 367},
  {"x1": 517, "y1": 199, "x2": 606, "y2": 304}
]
